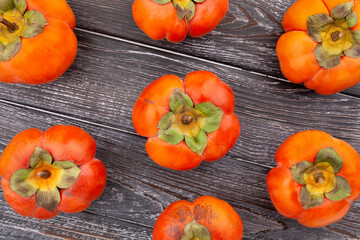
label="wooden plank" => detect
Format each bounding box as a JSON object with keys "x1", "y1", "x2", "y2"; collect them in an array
[
  {"x1": 0, "y1": 101, "x2": 359, "y2": 239},
  {"x1": 1, "y1": 30, "x2": 360, "y2": 168},
  {"x1": 66, "y1": 0, "x2": 360, "y2": 96},
  {"x1": 0, "y1": 30, "x2": 360, "y2": 238}
]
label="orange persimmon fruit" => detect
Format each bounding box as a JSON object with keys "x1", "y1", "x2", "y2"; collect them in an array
[
  {"x1": 277, "y1": 0, "x2": 360, "y2": 94},
  {"x1": 132, "y1": 71, "x2": 240, "y2": 171},
  {"x1": 132, "y1": 0, "x2": 229, "y2": 42},
  {"x1": 267, "y1": 130, "x2": 360, "y2": 227},
  {"x1": 153, "y1": 196, "x2": 243, "y2": 239},
  {"x1": 0, "y1": 0, "x2": 77, "y2": 84},
  {"x1": 0, "y1": 125, "x2": 107, "y2": 219}
]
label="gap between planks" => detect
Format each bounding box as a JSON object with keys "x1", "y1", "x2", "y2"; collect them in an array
[
  {"x1": 0, "y1": 98, "x2": 273, "y2": 170},
  {"x1": 75, "y1": 27, "x2": 360, "y2": 101}
]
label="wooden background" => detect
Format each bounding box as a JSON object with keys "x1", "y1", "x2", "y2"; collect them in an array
[{"x1": 0, "y1": 0, "x2": 360, "y2": 239}]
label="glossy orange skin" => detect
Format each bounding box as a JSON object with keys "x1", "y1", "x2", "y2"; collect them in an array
[
  {"x1": 132, "y1": 0, "x2": 229, "y2": 42},
  {"x1": 153, "y1": 196, "x2": 243, "y2": 239},
  {"x1": 267, "y1": 130, "x2": 360, "y2": 227},
  {"x1": 132, "y1": 71, "x2": 240, "y2": 171},
  {"x1": 0, "y1": 0, "x2": 77, "y2": 84},
  {"x1": 277, "y1": 0, "x2": 360, "y2": 94},
  {"x1": 0, "y1": 125, "x2": 107, "y2": 219}
]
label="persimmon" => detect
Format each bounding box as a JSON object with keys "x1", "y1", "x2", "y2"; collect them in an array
[
  {"x1": 132, "y1": 71, "x2": 240, "y2": 171},
  {"x1": 153, "y1": 196, "x2": 243, "y2": 240},
  {"x1": 132, "y1": 0, "x2": 229, "y2": 42},
  {"x1": 267, "y1": 130, "x2": 360, "y2": 227},
  {"x1": 277, "y1": 0, "x2": 360, "y2": 94},
  {"x1": 0, "y1": 125, "x2": 107, "y2": 219},
  {"x1": 0, "y1": 0, "x2": 77, "y2": 84}
]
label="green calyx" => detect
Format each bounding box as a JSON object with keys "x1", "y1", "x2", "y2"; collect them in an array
[
  {"x1": 307, "y1": 2, "x2": 360, "y2": 69},
  {"x1": 9, "y1": 147, "x2": 81, "y2": 212},
  {"x1": 153, "y1": 0, "x2": 206, "y2": 22},
  {"x1": 181, "y1": 220, "x2": 211, "y2": 240},
  {"x1": 0, "y1": 0, "x2": 48, "y2": 61},
  {"x1": 290, "y1": 147, "x2": 351, "y2": 209},
  {"x1": 157, "y1": 88, "x2": 224, "y2": 155}
]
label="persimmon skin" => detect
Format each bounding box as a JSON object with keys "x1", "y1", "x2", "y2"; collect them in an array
[
  {"x1": 267, "y1": 130, "x2": 360, "y2": 227},
  {"x1": 132, "y1": 0, "x2": 229, "y2": 42},
  {"x1": 322, "y1": 0, "x2": 354, "y2": 13},
  {"x1": 153, "y1": 196, "x2": 243, "y2": 240},
  {"x1": 267, "y1": 167, "x2": 303, "y2": 218},
  {"x1": 146, "y1": 137, "x2": 203, "y2": 171},
  {"x1": 132, "y1": 0, "x2": 188, "y2": 42},
  {"x1": 0, "y1": 0, "x2": 77, "y2": 84},
  {"x1": 0, "y1": 126, "x2": 107, "y2": 219},
  {"x1": 277, "y1": 0, "x2": 360, "y2": 94},
  {"x1": 0, "y1": 128, "x2": 41, "y2": 179},
  {"x1": 276, "y1": 31, "x2": 320, "y2": 84},
  {"x1": 132, "y1": 71, "x2": 241, "y2": 171},
  {"x1": 282, "y1": 0, "x2": 328, "y2": 32},
  {"x1": 184, "y1": 71, "x2": 235, "y2": 114},
  {"x1": 204, "y1": 114, "x2": 240, "y2": 162},
  {"x1": 26, "y1": 0, "x2": 76, "y2": 29},
  {"x1": 132, "y1": 75, "x2": 184, "y2": 137},
  {"x1": 40, "y1": 125, "x2": 97, "y2": 166},
  {"x1": 188, "y1": 0, "x2": 229, "y2": 37},
  {"x1": 58, "y1": 159, "x2": 107, "y2": 213}
]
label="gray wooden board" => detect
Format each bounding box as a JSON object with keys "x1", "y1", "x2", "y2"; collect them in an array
[
  {"x1": 0, "y1": 97, "x2": 360, "y2": 239},
  {"x1": 0, "y1": 27, "x2": 360, "y2": 239},
  {"x1": 0, "y1": 0, "x2": 360, "y2": 239},
  {"x1": 66, "y1": 0, "x2": 360, "y2": 96}
]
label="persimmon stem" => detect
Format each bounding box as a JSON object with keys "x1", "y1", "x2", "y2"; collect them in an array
[
  {"x1": 182, "y1": 115, "x2": 193, "y2": 125},
  {"x1": 38, "y1": 170, "x2": 51, "y2": 179},
  {"x1": 0, "y1": 17, "x2": 17, "y2": 32},
  {"x1": 315, "y1": 173, "x2": 324, "y2": 184},
  {"x1": 331, "y1": 31, "x2": 343, "y2": 42}
]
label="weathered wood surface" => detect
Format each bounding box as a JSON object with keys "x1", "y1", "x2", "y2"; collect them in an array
[
  {"x1": 0, "y1": 0, "x2": 360, "y2": 239},
  {"x1": 66, "y1": 0, "x2": 360, "y2": 96}
]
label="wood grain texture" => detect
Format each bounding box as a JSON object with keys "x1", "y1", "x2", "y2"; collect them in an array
[
  {"x1": 0, "y1": 28, "x2": 360, "y2": 239},
  {"x1": 66, "y1": 0, "x2": 360, "y2": 96},
  {"x1": 2, "y1": 30, "x2": 360, "y2": 166},
  {"x1": 0, "y1": 100, "x2": 360, "y2": 239}
]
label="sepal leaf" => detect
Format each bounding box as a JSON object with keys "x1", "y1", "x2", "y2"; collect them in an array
[
  {"x1": 344, "y1": 44, "x2": 360, "y2": 58},
  {"x1": 153, "y1": 0, "x2": 171, "y2": 4},
  {"x1": 195, "y1": 102, "x2": 224, "y2": 133},
  {"x1": 169, "y1": 89, "x2": 193, "y2": 112},
  {"x1": 158, "y1": 128, "x2": 184, "y2": 145},
  {"x1": 181, "y1": 220, "x2": 211, "y2": 240},
  {"x1": 352, "y1": 30, "x2": 360, "y2": 44},
  {"x1": 325, "y1": 176, "x2": 351, "y2": 201},
  {"x1": 22, "y1": 10, "x2": 48, "y2": 38},
  {"x1": 30, "y1": 147, "x2": 52, "y2": 168},
  {"x1": 157, "y1": 112, "x2": 175, "y2": 130},
  {"x1": 173, "y1": 0, "x2": 195, "y2": 22},
  {"x1": 36, "y1": 187, "x2": 60, "y2": 212},
  {"x1": 314, "y1": 44, "x2": 342, "y2": 69},
  {"x1": 9, "y1": 169, "x2": 38, "y2": 198},
  {"x1": 307, "y1": 14, "x2": 333, "y2": 42},
  {"x1": 0, "y1": 0, "x2": 15, "y2": 13},
  {"x1": 53, "y1": 161, "x2": 81, "y2": 189},
  {"x1": 0, "y1": 38, "x2": 21, "y2": 62},
  {"x1": 346, "y1": 11, "x2": 358, "y2": 28},
  {"x1": 290, "y1": 161, "x2": 314, "y2": 185},
  {"x1": 300, "y1": 186, "x2": 324, "y2": 209},
  {"x1": 184, "y1": 130, "x2": 207, "y2": 155},
  {"x1": 315, "y1": 147, "x2": 343, "y2": 173},
  {"x1": 331, "y1": 2, "x2": 354, "y2": 19},
  {"x1": 14, "y1": 0, "x2": 27, "y2": 15}
]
